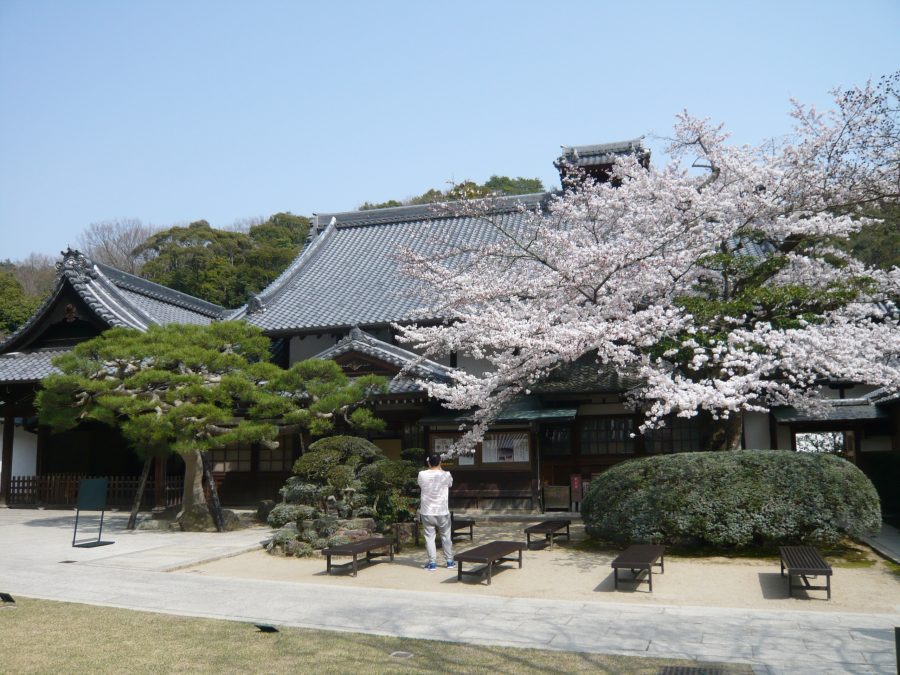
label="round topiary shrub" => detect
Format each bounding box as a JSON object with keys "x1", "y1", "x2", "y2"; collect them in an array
[
  {"x1": 267, "y1": 503, "x2": 304, "y2": 529},
  {"x1": 580, "y1": 450, "x2": 881, "y2": 548},
  {"x1": 279, "y1": 478, "x2": 321, "y2": 505}
]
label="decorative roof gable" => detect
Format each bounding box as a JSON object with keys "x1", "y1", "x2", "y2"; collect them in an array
[
  {"x1": 0, "y1": 250, "x2": 228, "y2": 382},
  {"x1": 310, "y1": 326, "x2": 454, "y2": 395}
]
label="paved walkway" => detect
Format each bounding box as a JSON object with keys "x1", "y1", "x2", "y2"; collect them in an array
[
  {"x1": 1, "y1": 508, "x2": 898, "y2": 674},
  {"x1": 863, "y1": 521, "x2": 900, "y2": 564}
]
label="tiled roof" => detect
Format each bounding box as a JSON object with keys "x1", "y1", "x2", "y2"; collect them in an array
[
  {"x1": 95, "y1": 262, "x2": 226, "y2": 320},
  {"x1": 311, "y1": 326, "x2": 454, "y2": 395},
  {"x1": 0, "y1": 250, "x2": 229, "y2": 383},
  {"x1": 556, "y1": 139, "x2": 648, "y2": 168},
  {"x1": 239, "y1": 194, "x2": 549, "y2": 333},
  {"x1": 0, "y1": 349, "x2": 68, "y2": 383},
  {"x1": 0, "y1": 250, "x2": 227, "y2": 355}
]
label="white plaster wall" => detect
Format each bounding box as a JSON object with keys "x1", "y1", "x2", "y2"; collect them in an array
[
  {"x1": 290, "y1": 334, "x2": 339, "y2": 364},
  {"x1": 456, "y1": 354, "x2": 491, "y2": 377},
  {"x1": 742, "y1": 412, "x2": 771, "y2": 449},
  {"x1": 0, "y1": 423, "x2": 38, "y2": 477},
  {"x1": 861, "y1": 435, "x2": 893, "y2": 452}
]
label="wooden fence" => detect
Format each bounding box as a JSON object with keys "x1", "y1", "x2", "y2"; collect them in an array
[{"x1": 8, "y1": 474, "x2": 184, "y2": 508}]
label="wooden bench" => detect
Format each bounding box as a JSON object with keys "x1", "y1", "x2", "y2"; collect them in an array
[
  {"x1": 322, "y1": 537, "x2": 393, "y2": 577},
  {"x1": 455, "y1": 540, "x2": 525, "y2": 585},
  {"x1": 451, "y1": 513, "x2": 475, "y2": 540},
  {"x1": 779, "y1": 546, "x2": 832, "y2": 599},
  {"x1": 524, "y1": 519, "x2": 571, "y2": 550},
  {"x1": 611, "y1": 544, "x2": 665, "y2": 592}
]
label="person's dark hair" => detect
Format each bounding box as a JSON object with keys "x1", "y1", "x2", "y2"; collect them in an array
[{"x1": 427, "y1": 453, "x2": 442, "y2": 467}]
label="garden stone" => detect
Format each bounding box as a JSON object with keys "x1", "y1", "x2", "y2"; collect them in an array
[{"x1": 256, "y1": 500, "x2": 275, "y2": 523}]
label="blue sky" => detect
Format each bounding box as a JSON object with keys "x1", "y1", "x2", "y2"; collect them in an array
[{"x1": 1, "y1": 1, "x2": 898, "y2": 262}]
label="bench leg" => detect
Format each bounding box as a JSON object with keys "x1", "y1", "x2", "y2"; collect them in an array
[
  {"x1": 660, "y1": 553, "x2": 664, "y2": 574},
  {"x1": 390, "y1": 543, "x2": 394, "y2": 562},
  {"x1": 457, "y1": 562, "x2": 462, "y2": 582},
  {"x1": 547, "y1": 533, "x2": 553, "y2": 551},
  {"x1": 526, "y1": 533, "x2": 531, "y2": 549},
  {"x1": 614, "y1": 568, "x2": 618, "y2": 590},
  {"x1": 486, "y1": 561, "x2": 492, "y2": 585},
  {"x1": 518, "y1": 548, "x2": 523, "y2": 569},
  {"x1": 827, "y1": 574, "x2": 831, "y2": 600},
  {"x1": 566, "y1": 524, "x2": 570, "y2": 541},
  {"x1": 327, "y1": 554, "x2": 332, "y2": 575},
  {"x1": 648, "y1": 567, "x2": 653, "y2": 592},
  {"x1": 352, "y1": 554, "x2": 358, "y2": 577}
]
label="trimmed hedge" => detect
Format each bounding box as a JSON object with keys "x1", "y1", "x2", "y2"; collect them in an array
[{"x1": 581, "y1": 450, "x2": 881, "y2": 548}]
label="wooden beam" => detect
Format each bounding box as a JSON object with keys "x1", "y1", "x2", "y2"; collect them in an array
[{"x1": 0, "y1": 402, "x2": 15, "y2": 507}]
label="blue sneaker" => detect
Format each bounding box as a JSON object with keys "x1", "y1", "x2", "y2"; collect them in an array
[
  {"x1": 446, "y1": 560, "x2": 456, "y2": 569},
  {"x1": 423, "y1": 561, "x2": 436, "y2": 571}
]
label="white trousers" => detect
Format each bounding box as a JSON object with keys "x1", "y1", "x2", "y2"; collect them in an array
[{"x1": 420, "y1": 513, "x2": 453, "y2": 563}]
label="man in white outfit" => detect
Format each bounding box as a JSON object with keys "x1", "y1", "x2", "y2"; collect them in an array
[{"x1": 418, "y1": 453, "x2": 454, "y2": 570}]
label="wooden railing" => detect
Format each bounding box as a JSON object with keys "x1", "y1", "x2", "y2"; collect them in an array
[{"x1": 8, "y1": 474, "x2": 184, "y2": 508}]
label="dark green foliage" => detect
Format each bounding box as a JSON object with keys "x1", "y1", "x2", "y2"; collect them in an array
[
  {"x1": 37, "y1": 322, "x2": 279, "y2": 458},
  {"x1": 0, "y1": 270, "x2": 41, "y2": 337},
  {"x1": 257, "y1": 359, "x2": 386, "y2": 437},
  {"x1": 279, "y1": 477, "x2": 321, "y2": 505},
  {"x1": 359, "y1": 176, "x2": 545, "y2": 210},
  {"x1": 843, "y1": 203, "x2": 900, "y2": 271},
  {"x1": 275, "y1": 435, "x2": 419, "y2": 530},
  {"x1": 401, "y1": 446, "x2": 427, "y2": 466},
  {"x1": 136, "y1": 213, "x2": 310, "y2": 307},
  {"x1": 581, "y1": 450, "x2": 881, "y2": 548},
  {"x1": 268, "y1": 506, "x2": 303, "y2": 529}
]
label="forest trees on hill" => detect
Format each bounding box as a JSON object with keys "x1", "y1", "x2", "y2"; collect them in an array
[{"x1": 133, "y1": 212, "x2": 309, "y2": 308}]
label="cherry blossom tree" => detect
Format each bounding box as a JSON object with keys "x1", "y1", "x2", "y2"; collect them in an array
[{"x1": 397, "y1": 73, "x2": 900, "y2": 453}]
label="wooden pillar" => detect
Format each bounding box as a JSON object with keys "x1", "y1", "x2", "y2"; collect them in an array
[
  {"x1": 0, "y1": 403, "x2": 15, "y2": 507},
  {"x1": 153, "y1": 454, "x2": 165, "y2": 509}
]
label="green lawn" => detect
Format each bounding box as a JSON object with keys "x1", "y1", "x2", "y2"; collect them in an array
[{"x1": 0, "y1": 597, "x2": 751, "y2": 674}]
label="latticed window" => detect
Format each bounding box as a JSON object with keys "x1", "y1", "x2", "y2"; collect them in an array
[
  {"x1": 482, "y1": 431, "x2": 530, "y2": 463},
  {"x1": 579, "y1": 417, "x2": 634, "y2": 455},
  {"x1": 258, "y1": 446, "x2": 290, "y2": 472},
  {"x1": 539, "y1": 423, "x2": 572, "y2": 455},
  {"x1": 644, "y1": 417, "x2": 703, "y2": 454},
  {"x1": 209, "y1": 445, "x2": 251, "y2": 472},
  {"x1": 403, "y1": 422, "x2": 425, "y2": 450}
]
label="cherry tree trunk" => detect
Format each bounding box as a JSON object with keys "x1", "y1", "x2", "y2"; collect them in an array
[{"x1": 704, "y1": 415, "x2": 743, "y2": 451}]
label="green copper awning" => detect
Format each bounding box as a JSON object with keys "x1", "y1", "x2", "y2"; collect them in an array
[
  {"x1": 773, "y1": 404, "x2": 888, "y2": 423},
  {"x1": 419, "y1": 396, "x2": 577, "y2": 425}
]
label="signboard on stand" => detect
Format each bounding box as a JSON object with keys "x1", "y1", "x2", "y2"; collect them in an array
[{"x1": 570, "y1": 474, "x2": 583, "y2": 511}]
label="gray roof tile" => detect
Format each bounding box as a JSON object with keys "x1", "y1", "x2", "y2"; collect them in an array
[
  {"x1": 0, "y1": 250, "x2": 228, "y2": 384},
  {"x1": 0, "y1": 349, "x2": 67, "y2": 383},
  {"x1": 557, "y1": 139, "x2": 648, "y2": 168},
  {"x1": 310, "y1": 326, "x2": 454, "y2": 394},
  {"x1": 242, "y1": 194, "x2": 549, "y2": 333}
]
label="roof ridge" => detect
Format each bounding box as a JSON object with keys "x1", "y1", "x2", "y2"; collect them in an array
[
  {"x1": 238, "y1": 218, "x2": 339, "y2": 318},
  {"x1": 313, "y1": 192, "x2": 550, "y2": 230},
  {"x1": 313, "y1": 326, "x2": 454, "y2": 381},
  {"x1": 95, "y1": 262, "x2": 226, "y2": 318}
]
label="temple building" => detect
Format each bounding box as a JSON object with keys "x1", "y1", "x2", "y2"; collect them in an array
[{"x1": 2, "y1": 141, "x2": 898, "y2": 512}]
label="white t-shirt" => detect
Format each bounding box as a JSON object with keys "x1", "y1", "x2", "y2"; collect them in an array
[{"x1": 418, "y1": 469, "x2": 453, "y2": 516}]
